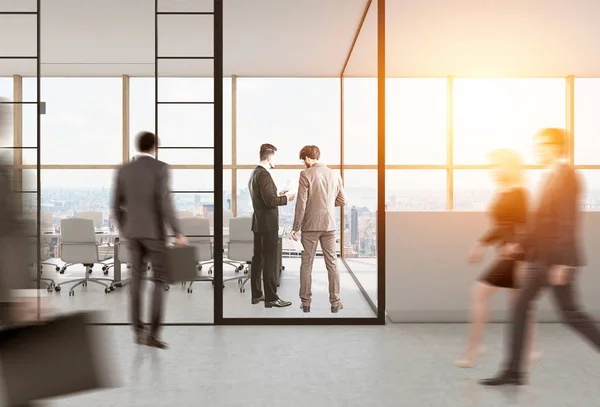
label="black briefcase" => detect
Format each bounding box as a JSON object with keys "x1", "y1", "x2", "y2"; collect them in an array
[
  {"x1": 0, "y1": 311, "x2": 117, "y2": 405},
  {"x1": 165, "y1": 245, "x2": 198, "y2": 283}
]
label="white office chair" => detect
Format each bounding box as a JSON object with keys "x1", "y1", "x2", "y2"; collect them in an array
[
  {"x1": 180, "y1": 217, "x2": 214, "y2": 293},
  {"x1": 54, "y1": 218, "x2": 115, "y2": 296},
  {"x1": 224, "y1": 217, "x2": 254, "y2": 292},
  {"x1": 59, "y1": 213, "x2": 112, "y2": 275}
]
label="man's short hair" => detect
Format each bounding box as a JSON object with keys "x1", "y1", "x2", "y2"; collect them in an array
[
  {"x1": 299, "y1": 145, "x2": 320, "y2": 161},
  {"x1": 136, "y1": 131, "x2": 157, "y2": 153},
  {"x1": 259, "y1": 143, "x2": 277, "y2": 161},
  {"x1": 535, "y1": 128, "x2": 568, "y2": 153}
]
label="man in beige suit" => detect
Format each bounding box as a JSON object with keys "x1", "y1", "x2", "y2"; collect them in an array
[{"x1": 291, "y1": 145, "x2": 345, "y2": 313}]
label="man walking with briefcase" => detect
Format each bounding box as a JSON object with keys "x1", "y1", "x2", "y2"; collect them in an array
[{"x1": 112, "y1": 131, "x2": 187, "y2": 349}]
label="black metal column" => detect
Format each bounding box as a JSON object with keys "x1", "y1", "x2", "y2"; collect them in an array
[
  {"x1": 0, "y1": 3, "x2": 41, "y2": 318},
  {"x1": 154, "y1": 0, "x2": 222, "y2": 324}
]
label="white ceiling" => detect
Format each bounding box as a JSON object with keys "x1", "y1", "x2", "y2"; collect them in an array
[
  {"x1": 0, "y1": 0, "x2": 368, "y2": 77},
  {"x1": 1, "y1": 0, "x2": 600, "y2": 77},
  {"x1": 347, "y1": 0, "x2": 600, "y2": 77}
]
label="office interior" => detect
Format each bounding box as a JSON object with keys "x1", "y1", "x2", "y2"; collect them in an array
[{"x1": 4, "y1": 0, "x2": 600, "y2": 406}]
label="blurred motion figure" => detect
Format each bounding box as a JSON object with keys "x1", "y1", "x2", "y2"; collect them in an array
[
  {"x1": 481, "y1": 128, "x2": 600, "y2": 386},
  {"x1": 457, "y1": 149, "x2": 540, "y2": 368}
]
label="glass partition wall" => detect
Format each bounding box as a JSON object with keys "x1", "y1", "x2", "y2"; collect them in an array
[{"x1": 2, "y1": 0, "x2": 387, "y2": 325}]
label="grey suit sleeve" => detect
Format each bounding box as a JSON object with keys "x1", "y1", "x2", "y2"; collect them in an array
[
  {"x1": 555, "y1": 167, "x2": 579, "y2": 267},
  {"x1": 159, "y1": 165, "x2": 182, "y2": 236},
  {"x1": 292, "y1": 170, "x2": 309, "y2": 231},
  {"x1": 335, "y1": 174, "x2": 346, "y2": 207},
  {"x1": 111, "y1": 170, "x2": 125, "y2": 229}
]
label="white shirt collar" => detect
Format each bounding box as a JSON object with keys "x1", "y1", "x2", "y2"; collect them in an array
[
  {"x1": 544, "y1": 158, "x2": 567, "y2": 174},
  {"x1": 137, "y1": 152, "x2": 155, "y2": 159},
  {"x1": 259, "y1": 163, "x2": 270, "y2": 171}
]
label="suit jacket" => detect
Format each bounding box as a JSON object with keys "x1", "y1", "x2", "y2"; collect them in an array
[
  {"x1": 0, "y1": 166, "x2": 30, "y2": 303},
  {"x1": 292, "y1": 163, "x2": 345, "y2": 232},
  {"x1": 249, "y1": 166, "x2": 287, "y2": 233},
  {"x1": 520, "y1": 161, "x2": 583, "y2": 267},
  {"x1": 111, "y1": 156, "x2": 181, "y2": 241}
]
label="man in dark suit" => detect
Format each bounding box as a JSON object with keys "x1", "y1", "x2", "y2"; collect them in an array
[
  {"x1": 481, "y1": 128, "x2": 600, "y2": 386},
  {"x1": 248, "y1": 144, "x2": 294, "y2": 308},
  {"x1": 112, "y1": 131, "x2": 187, "y2": 349}
]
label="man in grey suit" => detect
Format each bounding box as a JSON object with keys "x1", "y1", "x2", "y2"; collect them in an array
[
  {"x1": 481, "y1": 128, "x2": 600, "y2": 386},
  {"x1": 112, "y1": 131, "x2": 187, "y2": 349},
  {"x1": 291, "y1": 145, "x2": 345, "y2": 313}
]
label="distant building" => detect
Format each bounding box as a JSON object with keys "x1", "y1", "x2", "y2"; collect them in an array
[{"x1": 351, "y1": 206, "x2": 359, "y2": 245}]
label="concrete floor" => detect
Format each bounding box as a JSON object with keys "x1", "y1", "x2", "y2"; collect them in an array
[{"x1": 25, "y1": 323, "x2": 600, "y2": 407}]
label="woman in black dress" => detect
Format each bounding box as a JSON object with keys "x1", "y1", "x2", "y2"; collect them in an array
[{"x1": 456, "y1": 149, "x2": 540, "y2": 368}]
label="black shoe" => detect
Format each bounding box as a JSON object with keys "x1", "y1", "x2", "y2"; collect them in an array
[
  {"x1": 251, "y1": 296, "x2": 265, "y2": 305},
  {"x1": 301, "y1": 305, "x2": 310, "y2": 313},
  {"x1": 265, "y1": 299, "x2": 292, "y2": 308},
  {"x1": 331, "y1": 303, "x2": 344, "y2": 313},
  {"x1": 479, "y1": 371, "x2": 525, "y2": 386},
  {"x1": 145, "y1": 336, "x2": 168, "y2": 350}
]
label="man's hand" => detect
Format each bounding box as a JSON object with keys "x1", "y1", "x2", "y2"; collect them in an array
[
  {"x1": 549, "y1": 265, "x2": 571, "y2": 286},
  {"x1": 290, "y1": 230, "x2": 300, "y2": 241},
  {"x1": 278, "y1": 189, "x2": 289, "y2": 197},
  {"x1": 175, "y1": 234, "x2": 188, "y2": 246},
  {"x1": 286, "y1": 193, "x2": 295, "y2": 202}
]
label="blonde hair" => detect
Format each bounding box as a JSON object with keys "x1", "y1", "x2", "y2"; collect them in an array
[{"x1": 487, "y1": 148, "x2": 525, "y2": 187}]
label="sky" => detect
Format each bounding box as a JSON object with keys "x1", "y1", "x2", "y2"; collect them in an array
[{"x1": 2, "y1": 76, "x2": 600, "y2": 194}]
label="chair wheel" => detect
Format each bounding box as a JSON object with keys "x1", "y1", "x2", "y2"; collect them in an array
[
  {"x1": 88, "y1": 269, "x2": 92, "y2": 274},
  {"x1": 244, "y1": 269, "x2": 249, "y2": 275},
  {"x1": 47, "y1": 286, "x2": 53, "y2": 293},
  {"x1": 240, "y1": 287, "x2": 245, "y2": 293},
  {"x1": 208, "y1": 270, "x2": 213, "y2": 275},
  {"x1": 164, "y1": 285, "x2": 170, "y2": 291},
  {"x1": 237, "y1": 265, "x2": 244, "y2": 271},
  {"x1": 281, "y1": 266, "x2": 285, "y2": 271},
  {"x1": 110, "y1": 286, "x2": 116, "y2": 292},
  {"x1": 54, "y1": 286, "x2": 61, "y2": 292},
  {"x1": 60, "y1": 268, "x2": 66, "y2": 274},
  {"x1": 238, "y1": 279, "x2": 243, "y2": 285},
  {"x1": 83, "y1": 282, "x2": 87, "y2": 287},
  {"x1": 198, "y1": 265, "x2": 203, "y2": 271},
  {"x1": 69, "y1": 291, "x2": 74, "y2": 296},
  {"x1": 187, "y1": 288, "x2": 192, "y2": 293},
  {"x1": 104, "y1": 270, "x2": 109, "y2": 275},
  {"x1": 105, "y1": 288, "x2": 111, "y2": 294},
  {"x1": 55, "y1": 266, "x2": 60, "y2": 272}
]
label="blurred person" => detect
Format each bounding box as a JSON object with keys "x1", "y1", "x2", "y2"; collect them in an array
[
  {"x1": 0, "y1": 98, "x2": 33, "y2": 327},
  {"x1": 248, "y1": 144, "x2": 293, "y2": 308},
  {"x1": 291, "y1": 145, "x2": 345, "y2": 313},
  {"x1": 456, "y1": 149, "x2": 541, "y2": 368},
  {"x1": 0, "y1": 99, "x2": 40, "y2": 407},
  {"x1": 112, "y1": 131, "x2": 187, "y2": 349},
  {"x1": 480, "y1": 128, "x2": 600, "y2": 386}
]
